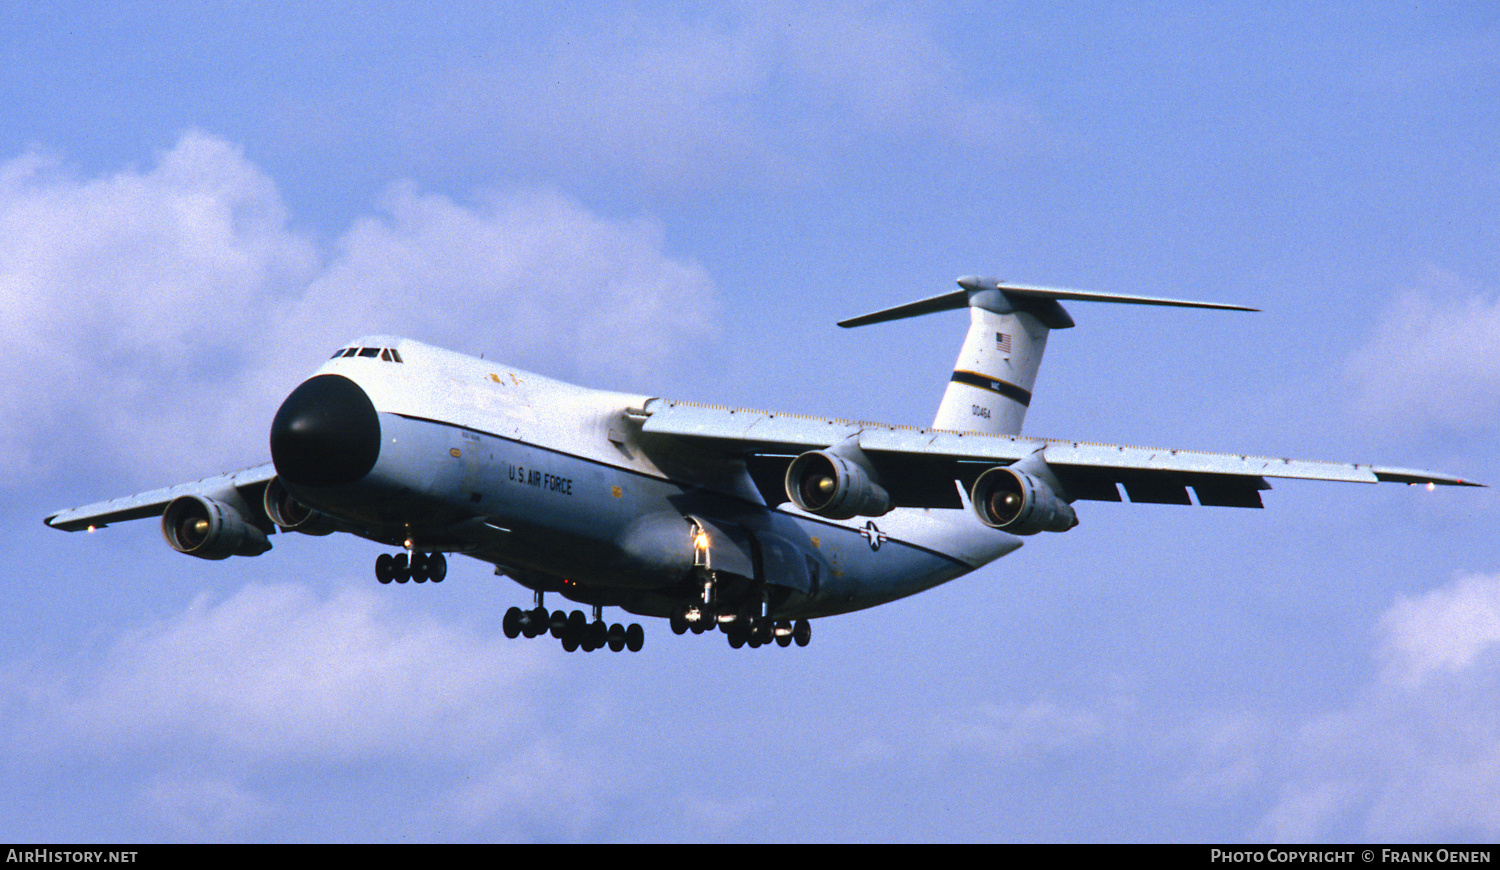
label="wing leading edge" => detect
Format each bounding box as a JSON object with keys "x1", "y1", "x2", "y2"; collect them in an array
[
  {"x1": 44, "y1": 464, "x2": 278, "y2": 532},
  {"x1": 637, "y1": 399, "x2": 1480, "y2": 510}
]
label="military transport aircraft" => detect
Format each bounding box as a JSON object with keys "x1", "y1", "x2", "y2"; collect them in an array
[{"x1": 45, "y1": 277, "x2": 1480, "y2": 653}]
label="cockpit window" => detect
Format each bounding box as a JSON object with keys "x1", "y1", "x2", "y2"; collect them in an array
[{"x1": 332, "y1": 346, "x2": 403, "y2": 362}]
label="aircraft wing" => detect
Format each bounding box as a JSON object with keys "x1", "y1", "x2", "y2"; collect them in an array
[
  {"x1": 44, "y1": 463, "x2": 278, "y2": 532},
  {"x1": 636, "y1": 399, "x2": 1480, "y2": 509}
]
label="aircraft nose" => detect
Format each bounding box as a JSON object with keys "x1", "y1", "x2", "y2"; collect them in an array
[{"x1": 270, "y1": 375, "x2": 381, "y2": 487}]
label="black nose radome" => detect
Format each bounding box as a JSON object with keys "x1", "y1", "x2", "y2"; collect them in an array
[{"x1": 270, "y1": 374, "x2": 381, "y2": 487}]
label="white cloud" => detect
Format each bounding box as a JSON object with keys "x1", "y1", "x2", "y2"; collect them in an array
[
  {"x1": 1249, "y1": 571, "x2": 1500, "y2": 841},
  {"x1": 0, "y1": 132, "x2": 717, "y2": 489},
  {"x1": 26, "y1": 582, "x2": 549, "y2": 762},
  {"x1": 1344, "y1": 269, "x2": 1500, "y2": 434},
  {"x1": 1379, "y1": 572, "x2": 1500, "y2": 689},
  {"x1": 411, "y1": 3, "x2": 1041, "y2": 188},
  {"x1": 0, "y1": 133, "x2": 315, "y2": 481},
  {"x1": 2, "y1": 580, "x2": 578, "y2": 839}
]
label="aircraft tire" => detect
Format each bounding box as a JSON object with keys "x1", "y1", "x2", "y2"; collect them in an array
[
  {"x1": 550, "y1": 610, "x2": 568, "y2": 639},
  {"x1": 503, "y1": 606, "x2": 523, "y2": 639},
  {"x1": 375, "y1": 553, "x2": 394, "y2": 584},
  {"x1": 393, "y1": 553, "x2": 411, "y2": 584},
  {"x1": 410, "y1": 552, "x2": 428, "y2": 583},
  {"x1": 625, "y1": 623, "x2": 644, "y2": 652},
  {"x1": 428, "y1": 553, "x2": 446, "y2": 583},
  {"x1": 793, "y1": 619, "x2": 811, "y2": 647},
  {"x1": 607, "y1": 623, "x2": 626, "y2": 652}
]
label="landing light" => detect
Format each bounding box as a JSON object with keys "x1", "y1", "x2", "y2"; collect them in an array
[
  {"x1": 1427, "y1": 482, "x2": 1436, "y2": 492},
  {"x1": 693, "y1": 531, "x2": 710, "y2": 550}
]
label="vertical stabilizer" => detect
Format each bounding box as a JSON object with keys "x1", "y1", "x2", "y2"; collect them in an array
[{"x1": 930, "y1": 302, "x2": 1052, "y2": 435}]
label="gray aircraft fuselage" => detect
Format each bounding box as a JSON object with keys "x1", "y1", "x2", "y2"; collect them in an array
[{"x1": 270, "y1": 335, "x2": 1018, "y2": 622}]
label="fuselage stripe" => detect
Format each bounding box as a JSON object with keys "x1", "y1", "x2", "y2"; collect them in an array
[
  {"x1": 388, "y1": 411, "x2": 973, "y2": 569},
  {"x1": 950, "y1": 370, "x2": 1032, "y2": 407}
]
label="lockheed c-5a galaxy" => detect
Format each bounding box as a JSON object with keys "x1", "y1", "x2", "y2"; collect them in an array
[{"x1": 46, "y1": 277, "x2": 1480, "y2": 652}]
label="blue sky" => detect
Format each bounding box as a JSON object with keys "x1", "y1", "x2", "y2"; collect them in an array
[{"x1": 2, "y1": 2, "x2": 1498, "y2": 842}]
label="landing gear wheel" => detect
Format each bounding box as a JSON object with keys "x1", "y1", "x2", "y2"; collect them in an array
[
  {"x1": 392, "y1": 552, "x2": 411, "y2": 584},
  {"x1": 679, "y1": 602, "x2": 711, "y2": 634},
  {"x1": 589, "y1": 620, "x2": 608, "y2": 650},
  {"x1": 793, "y1": 619, "x2": 811, "y2": 647},
  {"x1": 607, "y1": 623, "x2": 626, "y2": 652},
  {"x1": 550, "y1": 610, "x2": 568, "y2": 639},
  {"x1": 625, "y1": 623, "x2": 644, "y2": 652},
  {"x1": 375, "y1": 553, "x2": 394, "y2": 584},
  {"x1": 410, "y1": 552, "x2": 428, "y2": 583},
  {"x1": 775, "y1": 621, "x2": 793, "y2": 647},
  {"x1": 428, "y1": 552, "x2": 446, "y2": 583},
  {"x1": 503, "y1": 606, "x2": 523, "y2": 639},
  {"x1": 521, "y1": 606, "x2": 547, "y2": 638}
]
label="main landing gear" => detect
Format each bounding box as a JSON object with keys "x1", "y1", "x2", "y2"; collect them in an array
[
  {"x1": 670, "y1": 603, "x2": 812, "y2": 650},
  {"x1": 667, "y1": 569, "x2": 812, "y2": 649},
  {"x1": 504, "y1": 593, "x2": 644, "y2": 653},
  {"x1": 375, "y1": 551, "x2": 448, "y2": 584}
]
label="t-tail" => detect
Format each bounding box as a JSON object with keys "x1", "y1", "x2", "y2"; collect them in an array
[{"x1": 839, "y1": 276, "x2": 1257, "y2": 436}]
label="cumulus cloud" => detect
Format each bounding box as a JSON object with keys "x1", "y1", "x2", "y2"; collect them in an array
[
  {"x1": 1344, "y1": 269, "x2": 1500, "y2": 434},
  {"x1": 0, "y1": 133, "x2": 315, "y2": 480},
  {"x1": 0, "y1": 132, "x2": 716, "y2": 489},
  {"x1": 2, "y1": 580, "x2": 565, "y2": 838},
  {"x1": 20, "y1": 583, "x2": 548, "y2": 761},
  {"x1": 1250, "y1": 571, "x2": 1500, "y2": 841},
  {"x1": 414, "y1": 2, "x2": 1041, "y2": 187}
]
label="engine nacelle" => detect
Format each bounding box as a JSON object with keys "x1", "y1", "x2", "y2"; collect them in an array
[
  {"x1": 263, "y1": 476, "x2": 336, "y2": 536},
  {"x1": 970, "y1": 465, "x2": 1077, "y2": 535},
  {"x1": 786, "y1": 446, "x2": 892, "y2": 520},
  {"x1": 161, "y1": 495, "x2": 272, "y2": 560}
]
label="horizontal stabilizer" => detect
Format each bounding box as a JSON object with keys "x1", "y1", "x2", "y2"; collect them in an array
[
  {"x1": 838, "y1": 289, "x2": 969, "y2": 328},
  {"x1": 838, "y1": 276, "x2": 1256, "y2": 329}
]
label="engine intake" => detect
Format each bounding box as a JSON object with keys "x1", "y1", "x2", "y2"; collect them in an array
[
  {"x1": 971, "y1": 463, "x2": 1077, "y2": 535},
  {"x1": 162, "y1": 495, "x2": 272, "y2": 560},
  {"x1": 263, "y1": 476, "x2": 336, "y2": 536},
  {"x1": 785, "y1": 439, "x2": 891, "y2": 520}
]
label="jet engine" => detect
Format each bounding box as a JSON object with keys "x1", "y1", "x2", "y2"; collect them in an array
[
  {"x1": 785, "y1": 439, "x2": 892, "y2": 520},
  {"x1": 970, "y1": 463, "x2": 1077, "y2": 535},
  {"x1": 263, "y1": 476, "x2": 336, "y2": 536},
  {"x1": 161, "y1": 495, "x2": 272, "y2": 560}
]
